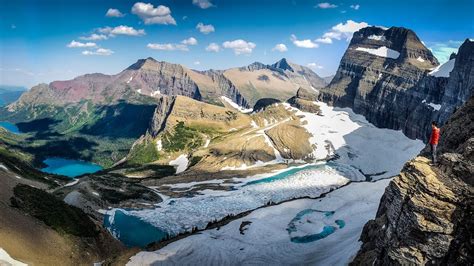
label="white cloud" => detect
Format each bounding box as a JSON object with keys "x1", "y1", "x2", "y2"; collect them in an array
[
  {"x1": 106, "y1": 8, "x2": 125, "y2": 17},
  {"x1": 290, "y1": 34, "x2": 319, "y2": 48},
  {"x1": 307, "y1": 63, "x2": 324, "y2": 69},
  {"x1": 205, "y1": 43, "x2": 220, "y2": 52},
  {"x1": 131, "y1": 2, "x2": 176, "y2": 25},
  {"x1": 182, "y1": 37, "x2": 198, "y2": 45},
  {"x1": 315, "y1": 2, "x2": 337, "y2": 8},
  {"x1": 98, "y1": 25, "x2": 146, "y2": 36},
  {"x1": 67, "y1": 40, "x2": 97, "y2": 48},
  {"x1": 222, "y1": 39, "x2": 256, "y2": 55},
  {"x1": 196, "y1": 23, "x2": 215, "y2": 34},
  {"x1": 320, "y1": 20, "x2": 369, "y2": 42},
  {"x1": 193, "y1": 0, "x2": 215, "y2": 9},
  {"x1": 272, "y1": 44, "x2": 288, "y2": 52},
  {"x1": 79, "y1": 33, "x2": 108, "y2": 41},
  {"x1": 350, "y1": 4, "x2": 360, "y2": 10},
  {"x1": 147, "y1": 43, "x2": 189, "y2": 51},
  {"x1": 82, "y1": 48, "x2": 114, "y2": 56},
  {"x1": 194, "y1": 61, "x2": 201, "y2": 65},
  {"x1": 315, "y1": 37, "x2": 333, "y2": 44}
]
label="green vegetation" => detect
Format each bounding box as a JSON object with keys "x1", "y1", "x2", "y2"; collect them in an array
[
  {"x1": 162, "y1": 121, "x2": 204, "y2": 152},
  {"x1": 127, "y1": 140, "x2": 160, "y2": 165},
  {"x1": 10, "y1": 184, "x2": 98, "y2": 237}
]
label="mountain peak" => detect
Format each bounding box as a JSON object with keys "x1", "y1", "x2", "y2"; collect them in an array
[{"x1": 272, "y1": 58, "x2": 294, "y2": 71}]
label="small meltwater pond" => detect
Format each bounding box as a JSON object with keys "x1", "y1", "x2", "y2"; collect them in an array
[
  {"x1": 0, "y1": 121, "x2": 21, "y2": 134},
  {"x1": 41, "y1": 158, "x2": 103, "y2": 178},
  {"x1": 287, "y1": 209, "x2": 346, "y2": 243}
]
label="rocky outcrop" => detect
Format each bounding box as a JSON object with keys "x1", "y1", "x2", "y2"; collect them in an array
[
  {"x1": 319, "y1": 26, "x2": 473, "y2": 141},
  {"x1": 288, "y1": 88, "x2": 321, "y2": 114},
  {"x1": 352, "y1": 95, "x2": 474, "y2": 265}
]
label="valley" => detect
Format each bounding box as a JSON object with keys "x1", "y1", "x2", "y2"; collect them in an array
[{"x1": 0, "y1": 21, "x2": 472, "y2": 265}]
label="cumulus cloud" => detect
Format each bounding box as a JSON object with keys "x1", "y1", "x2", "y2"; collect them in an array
[
  {"x1": 222, "y1": 39, "x2": 256, "y2": 55},
  {"x1": 131, "y1": 2, "x2": 176, "y2": 25},
  {"x1": 67, "y1": 40, "x2": 97, "y2": 48},
  {"x1": 194, "y1": 61, "x2": 201, "y2": 65},
  {"x1": 147, "y1": 43, "x2": 189, "y2": 51},
  {"x1": 429, "y1": 40, "x2": 462, "y2": 63},
  {"x1": 320, "y1": 20, "x2": 369, "y2": 42},
  {"x1": 106, "y1": 8, "x2": 125, "y2": 17},
  {"x1": 291, "y1": 35, "x2": 319, "y2": 48},
  {"x1": 307, "y1": 63, "x2": 323, "y2": 69},
  {"x1": 315, "y1": 2, "x2": 337, "y2": 8},
  {"x1": 193, "y1": 0, "x2": 215, "y2": 9},
  {"x1": 205, "y1": 43, "x2": 220, "y2": 52},
  {"x1": 98, "y1": 25, "x2": 146, "y2": 36},
  {"x1": 315, "y1": 37, "x2": 333, "y2": 44},
  {"x1": 181, "y1": 37, "x2": 198, "y2": 45},
  {"x1": 79, "y1": 34, "x2": 108, "y2": 41},
  {"x1": 82, "y1": 48, "x2": 114, "y2": 56},
  {"x1": 350, "y1": 4, "x2": 360, "y2": 10},
  {"x1": 196, "y1": 23, "x2": 215, "y2": 34},
  {"x1": 272, "y1": 44, "x2": 288, "y2": 52}
]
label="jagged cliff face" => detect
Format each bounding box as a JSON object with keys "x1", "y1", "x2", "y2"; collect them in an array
[
  {"x1": 352, "y1": 96, "x2": 474, "y2": 265},
  {"x1": 319, "y1": 26, "x2": 473, "y2": 141}
]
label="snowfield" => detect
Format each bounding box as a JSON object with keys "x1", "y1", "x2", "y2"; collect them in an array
[
  {"x1": 168, "y1": 154, "x2": 188, "y2": 174},
  {"x1": 220, "y1": 96, "x2": 253, "y2": 113},
  {"x1": 355, "y1": 46, "x2": 400, "y2": 59},
  {"x1": 0, "y1": 248, "x2": 27, "y2": 266},
  {"x1": 429, "y1": 58, "x2": 455, "y2": 77},
  {"x1": 127, "y1": 179, "x2": 391, "y2": 266},
  {"x1": 108, "y1": 101, "x2": 424, "y2": 265}
]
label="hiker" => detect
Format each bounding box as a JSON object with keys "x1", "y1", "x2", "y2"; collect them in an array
[{"x1": 429, "y1": 121, "x2": 440, "y2": 164}]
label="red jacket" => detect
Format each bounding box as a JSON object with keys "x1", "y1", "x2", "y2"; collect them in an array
[{"x1": 429, "y1": 127, "x2": 440, "y2": 145}]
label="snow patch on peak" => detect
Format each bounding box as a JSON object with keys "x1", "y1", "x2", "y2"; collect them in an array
[
  {"x1": 428, "y1": 59, "x2": 455, "y2": 77},
  {"x1": 422, "y1": 100, "x2": 442, "y2": 111},
  {"x1": 416, "y1": 56, "x2": 425, "y2": 62},
  {"x1": 355, "y1": 46, "x2": 400, "y2": 59},
  {"x1": 220, "y1": 96, "x2": 253, "y2": 113},
  {"x1": 127, "y1": 76, "x2": 133, "y2": 84},
  {"x1": 367, "y1": 35, "x2": 386, "y2": 41}
]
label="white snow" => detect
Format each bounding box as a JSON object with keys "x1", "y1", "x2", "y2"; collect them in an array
[
  {"x1": 126, "y1": 76, "x2": 133, "y2": 84},
  {"x1": 220, "y1": 96, "x2": 253, "y2": 113},
  {"x1": 117, "y1": 163, "x2": 355, "y2": 237},
  {"x1": 163, "y1": 179, "x2": 225, "y2": 189},
  {"x1": 0, "y1": 164, "x2": 8, "y2": 171},
  {"x1": 416, "y1": 56, "x2": 425, "y2": 62},
  {"x1": 136, "y1": 89, "x2": 142, "y2": 94},
  {"x1": 92, "y1": 191, "x2": 100, "y2": 197},
  {"x1": 422, "y1": 100, "x2": 442, "y2": 111},
  {"x1": 169, "y1": 154, "x2": 188, "y2": 174},
  {"x1": 0, "y1": 248, "x2": 27, "y2": 266},
  {"x1": 151, "y1": 90, "x2": 161, "y2": 97},
  {"x1": 156, "y1": 140, "x2": 162, "y2": 151},
  {"x1": 203, "y1": 139, "x2": 211, "y2": 148},
  {"x1": 250, "y1": 120, "x2": 258, "y2": 128},
  {"x1": 429, "y1": 58, "x2": 455, "y2": 77},
  {"x1": 355, "y1": 46, "x2": 400, "y2": 59},
  {"x1": 64, "y1": 179, "x2": 79, "y2": 187},
  {"x1": 284, "y1": 102, "x2": 424, "y2": 178},
  {"x1": 127, "y1": 179, "x2": 391, "y2": 266},
  {"x1": 367, "y1": 35, "x2": 386, "y2": 41}
]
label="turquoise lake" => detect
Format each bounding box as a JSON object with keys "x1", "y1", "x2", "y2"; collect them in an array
[
  {"x1": 0, "y1": 121, "x2": 21, "y2": 134},
  {"x1": 41, "y1": 158, "x2": 103, "y2": 178},
  {"x1": 104, "y1": 209, "x2": 168, "y2": 247}
]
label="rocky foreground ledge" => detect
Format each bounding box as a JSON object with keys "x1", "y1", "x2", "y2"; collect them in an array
[{"x1": 352, "y1": 96, "x2": 473, "y2": 265}]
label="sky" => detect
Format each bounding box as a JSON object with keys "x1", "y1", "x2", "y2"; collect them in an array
[{"x1": 0, "y1": 0, "x2": 473, "y2": 88}]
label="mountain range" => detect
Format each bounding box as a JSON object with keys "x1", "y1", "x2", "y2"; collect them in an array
[{"x1": 0, "y1": 25, "x2": 472, "y2": 265}]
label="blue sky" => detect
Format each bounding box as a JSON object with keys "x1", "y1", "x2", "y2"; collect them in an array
[{"x1": 1, "y1": 0, "x2": 473, "y2": 88}]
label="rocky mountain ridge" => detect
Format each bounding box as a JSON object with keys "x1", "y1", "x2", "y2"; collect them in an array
[
  {"x1": 319, "y1": 26, "x2": 473, "y2": 141},
  {"x1": 352, "y1": 95, "x2": 474, "y2": 265}
]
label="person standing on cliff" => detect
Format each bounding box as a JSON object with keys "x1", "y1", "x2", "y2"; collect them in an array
[{"x1": 429, "y1": 121, "x2": 440, "y2": 164}]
